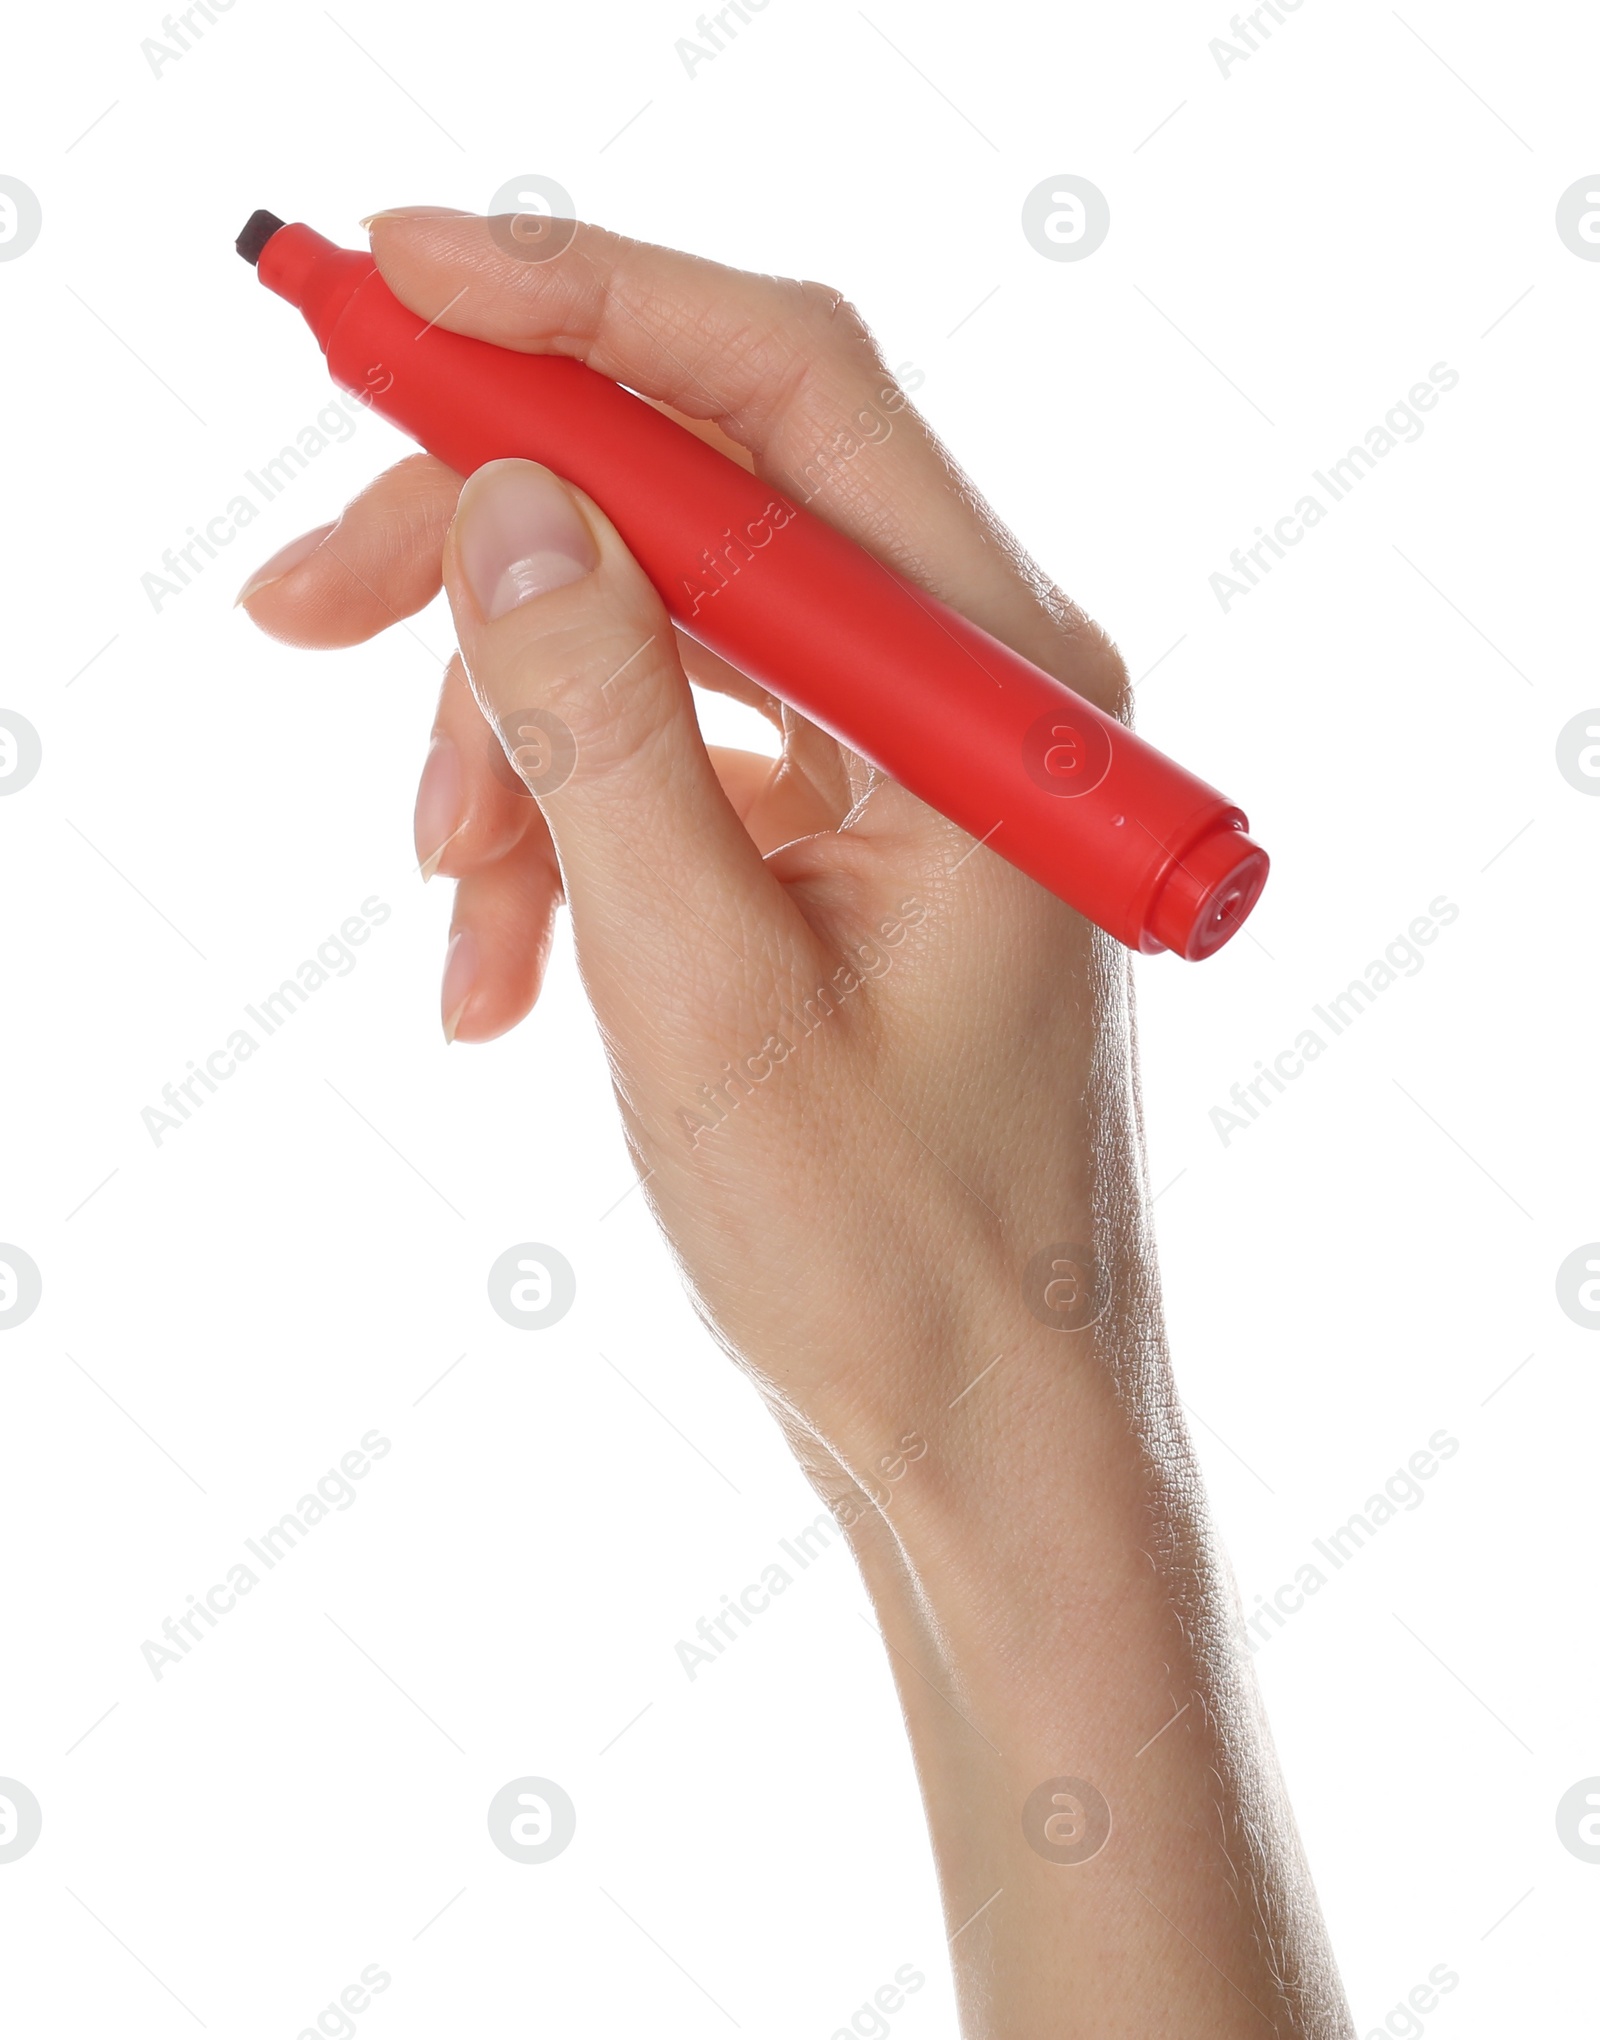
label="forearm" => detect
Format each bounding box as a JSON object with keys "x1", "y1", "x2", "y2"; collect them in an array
[
  {"x1": 845, "y1": 1349, "x2": 1348, "y2": 2036},
  {"x1": 812, "y1": 1002, "x2": 1352, "y2": 2038}
]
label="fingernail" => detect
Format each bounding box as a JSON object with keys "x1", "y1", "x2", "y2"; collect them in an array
[
  {"x1": 361, "y1": 206, "x2": 471, "y2": 229},
  {"x1": 414, "y1": 737, "x2": 464, "y2": 882},
  {"x1": 234, "y1": 522, "x2": 337, "y2": 607},
  {"x1": 441, "y1": 928, "x2": 479, "y2": 1044},
  {"x1": 457, "y1": 460, "x2": 598, "y2": 621}
]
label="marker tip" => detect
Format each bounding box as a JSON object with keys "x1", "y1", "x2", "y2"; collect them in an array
[{"x1": 236, "y1": 209, "x2": 286, "y2": 267}]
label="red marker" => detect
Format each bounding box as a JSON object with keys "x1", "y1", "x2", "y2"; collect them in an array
[{"x1": 238, "y1": 212, "x2": 1268, "y2": 960}]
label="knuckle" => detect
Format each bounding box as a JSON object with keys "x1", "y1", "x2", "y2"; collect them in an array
[
  {"x1": 484, "y1": 616, "x2": 681, "y2": 789},
  {"x1": 794, "y1": 277, "x2": 876, "y2": 354}
]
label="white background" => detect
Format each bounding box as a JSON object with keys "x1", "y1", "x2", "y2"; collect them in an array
[{"x1": 1, "y1": 0, "x2": 1596, "y2": 2033}]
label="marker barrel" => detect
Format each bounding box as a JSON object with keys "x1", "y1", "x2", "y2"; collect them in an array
[{"x1": 257, "y1": 224, "x2": 1267, "y2": 959}]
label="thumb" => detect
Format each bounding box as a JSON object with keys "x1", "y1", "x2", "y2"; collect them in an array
[{"x1": 441, "y1": 458, "x2": 796, "y2": 1005}]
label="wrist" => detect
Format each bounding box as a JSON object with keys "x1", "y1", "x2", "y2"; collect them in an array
[{"x1": 821, "y1": 1248, "x2": 1189, "y2": 1629}]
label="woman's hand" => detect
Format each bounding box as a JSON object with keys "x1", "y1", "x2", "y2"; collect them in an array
[
  {"x1": 239, "y1": 210, "x2": 1350, "y2": 2038},
  {"x1": 237, "y1": 206, "x2": 1132, "y2": 1463}
]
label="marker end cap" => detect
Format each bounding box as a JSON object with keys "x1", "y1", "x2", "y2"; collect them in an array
[{"x1": 1148, "y1": 827, "x2": 1269, "y2": 961}]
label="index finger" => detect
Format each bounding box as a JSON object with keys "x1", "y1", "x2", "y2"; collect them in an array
[{"x1": 367, "y1": 210, "x2": 1123, "y2": 698}]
